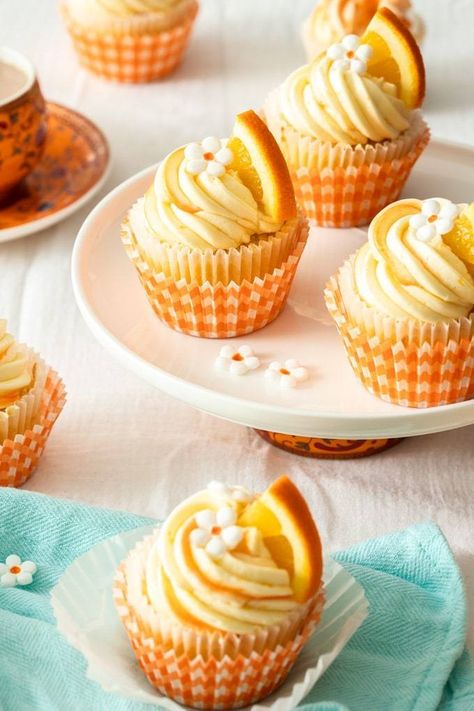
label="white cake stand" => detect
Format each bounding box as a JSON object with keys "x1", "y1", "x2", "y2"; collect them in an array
[{"x1": 72, "y1": 138, "x2": 474, "y2": 459}]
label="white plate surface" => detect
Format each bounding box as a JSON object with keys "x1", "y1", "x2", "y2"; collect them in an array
[{"x1": 71, "y1": 139, "x2": 474, "y2": 439}]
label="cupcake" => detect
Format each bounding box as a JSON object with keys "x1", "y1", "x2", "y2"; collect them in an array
[
  {"x1": 61, "y1": 0, "x2": 199, "y2": 82},
  {"x1": 264, "y1": 7, "x2": 430, "y2": 228},
  {"x1": 325, "y1": 198, "x2": 474, "y2": 408},
  {"x1": 114, "y1": 476, "x2": 324, "y2": 708},
  {"x1": 302, "y1": 0, "x2": 425, "y2": 60},
  {"x1": 121, "y1": 110, "x2": 309, "y2": 337},
  {"x1": 0, "y1": 320, "x2": 66, "y2": 487}
]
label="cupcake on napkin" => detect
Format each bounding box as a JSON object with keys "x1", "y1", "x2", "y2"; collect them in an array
[
  {"x1": 302, "y1": 0, "x2": 425, "y2": 60},
  {"x1": 61, "y1": 0, "x2": 199, "y2": 82},
  {"x1": 114, "y1": 476, "x2": 324, "y2": 709},
  {"x1": 325, "y1": 198, "x2": 474, "y2": 407},
  {"x1": 0, "y1": 320, "x2": 66, "y2": 487},
  {"x1": 121, "y1": 110, "x2": 309, "y2": 337},
  {"x1": 264, "y1": 7, "x2": 429, "y2": 228}
]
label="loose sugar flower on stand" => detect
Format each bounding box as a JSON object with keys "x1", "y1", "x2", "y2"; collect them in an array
[{"x1": 215, "y1": 345, "x2": 261, "y2": 375}]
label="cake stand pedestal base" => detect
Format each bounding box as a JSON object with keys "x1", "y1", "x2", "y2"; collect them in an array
[{"x1": 255, "y1": 430, "x2": 403, "y2": 460}]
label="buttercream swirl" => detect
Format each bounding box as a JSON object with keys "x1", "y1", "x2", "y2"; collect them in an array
[
  {"x1": 143, "y1": 484, "x2": 301, "y2": 634},
  {"x1": 354, "y1": 199, "x2": 474, "y2": 322},
  {"x1": 133, "y1": 141, "x2": 282, "y2": 251},
  {"x1": 305, "y1": 0, "x2": 423, "y2": 56},
  {"x1": 0, "y1": 322, "x2": 33, "y2": 408},
  {"x1": 69, "y1": 0, "x2": 181, "y2": 18},
  {"x1": 65, "y1": 0, "x2": 191, "y2": 31},
  {"x1": 279, "y1": 54, "x2": 410, "y2": 145}
]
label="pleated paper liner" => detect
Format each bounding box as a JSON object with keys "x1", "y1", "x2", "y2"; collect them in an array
[
  {"x1": 324, "y1": 258, "x2": 474, "y2": 408},
  {"x1": 264, "y1": 92, "x2": 430, "y2": 228},
  {"x1": 51, "y1": 524, "x2": 368, "y2": 711},
  {"x1": 127, "y1": 201, "x2": 304, "y2": 285},
  {"x1": 0, "y1": 346, "x2": 46, "y2": 442},
  {"x1": 0, "y1": 364, "x2": 66, "y2": 488},
  {"x1": 114, "y1": 534, "x2": 325, "y2": 709},
  {"x1": 121, "y1": 217, "x2": 309, "y2": 338},
  {"x1": 61, "y1": 1, "x2": 198, "y2": 83}
]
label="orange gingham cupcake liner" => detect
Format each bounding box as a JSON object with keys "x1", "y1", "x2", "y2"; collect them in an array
[
  {"x1": 61, "y1": 1, "x2": 198, "y2": 83},
  {"x1": 121, "y1": 217, "x2": 309, "y2": 338},
  {"x1": 264, "y1": 93, "x2": 430, "y2": 228},
  {"x1": 0, "y1": 367, "x2": 66, "y2": 488},
  {"x1": 325, "y1": 261, "x2": 474, "y2": 408},
  {"x1": 113, "y1": 561, "x2": 324, "y2": 710}
]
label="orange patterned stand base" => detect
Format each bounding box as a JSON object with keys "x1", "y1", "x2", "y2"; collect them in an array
[{"x1": 255, "y1": 430, "x2": 403, "y2": 459}]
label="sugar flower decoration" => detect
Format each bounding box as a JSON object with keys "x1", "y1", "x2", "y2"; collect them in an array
[
  {"x1": 265, "y1": 359, "x2": 309, "y2": 388},
  {"x1": 327, "y1": 34, "x2": 373, "y2": 74},
  {"x1": 185, "y1": 137, "x2": 233, "y2": 177},
  {"x1": 190, "y1": 507, "x2": 243, "y2": 559},
  {"x1": 409, "y1": 199, "x2": 459, "y2": 242},
  {"x1": 207, "y1": 480, "x2": 252, "y2": 503},
  {"x1": 0, "y1": 555, "x2": 37, "y2": 588},
  {"x1": 215, "y1": 345, "x2": 260, "y2": 376}
]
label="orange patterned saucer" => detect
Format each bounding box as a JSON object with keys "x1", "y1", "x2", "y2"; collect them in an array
[
  {"x1": 255, "y1": 430, "x2": 403, "y2": 459},
  {"x1": 0, "y1": 102, "x2": 110, "y2": 242}
]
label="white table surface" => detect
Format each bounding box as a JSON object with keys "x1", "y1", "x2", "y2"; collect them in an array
[{"x1": 1, "y1": 0, "x2": 473, "y2": 650}]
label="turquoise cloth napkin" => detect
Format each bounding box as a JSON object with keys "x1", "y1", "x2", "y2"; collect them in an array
[{"x1": 0, "y1": 489, "x2": 473, "y2": 711}]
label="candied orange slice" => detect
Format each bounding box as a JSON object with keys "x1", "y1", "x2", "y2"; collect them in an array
[
  {"x1": 227, "y1": 110, "x2": 297, "y2": 222},
  {"x1": 443, "y1": 203, "x2": 474, "y2": 277},
  {"x1": 362, "y1": 7, "x2": 425, "y2": 109},
  {"x1": 238, "y1": 475, "x2": 322, "y2": 602}
]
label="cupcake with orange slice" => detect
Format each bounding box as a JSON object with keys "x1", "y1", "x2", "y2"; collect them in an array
[
  {"x1": 325, "y1": 198, "x2": 474, "y2": 407},
  {"x1": 61, "y1": 0, "x2": 199, "y2": 83},
  {"x1": 302, "y1": 0, "x2": 425, "y2": 60},
  {"x1": 121, "y1": 110, "x2": 308, "y2": 337},
  {"x1": 0, "y1": 320, "x2": 66, "y2": 487},
  {"x1": 114, "y1": 476, "x2": 324, "y2": 708},
  {"x1": 265, "y1": 7, "x2": 430, "y2": 228}
]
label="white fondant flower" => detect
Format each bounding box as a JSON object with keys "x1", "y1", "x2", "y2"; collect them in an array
[
  {"x1": 190, "y1": 507, "x2": 243, "y2": 559},
  {"x1": 409, "y1": 199, "x2": 459, "y2": 242},
  {"x1": 215, "y1": 345, "x2": 260, "y2": 376},
  {"x1": 327, "y1": 34, "x2": 373, "y2": 74},
  {"x1": 0, "y1": 555, "x2": 37, "y2": 588},
  {"x1": 207, "y1": 480, "x2": 252, "y2": 503},
  {"x1": 264, "y1": 359, "x2": 309, "y2": 388},
  {"x1": 184, "y1": 137, "x2": 233, "y2": 177}
]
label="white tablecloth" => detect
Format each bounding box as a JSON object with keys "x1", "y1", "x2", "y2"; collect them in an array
[{"x1": 1, "y1": 0, "x2": 473, "y2": 647}]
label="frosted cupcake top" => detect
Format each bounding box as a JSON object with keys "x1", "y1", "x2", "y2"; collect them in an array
[
  {"x1": 0, "y1": 321, "x2": 33, "y2": 409},
  {"x1": 130, "y1": 136, "x2": 283, "y2": 251},
  {"x1": 140, "y1": 481, "x2": 305, "y2": 634},
  {"x1": 354, "y1": 199, "x2": 474, "y2": 322},
  {"x1": 279, "y1": 34, "x2": 410, "y2": 146},
  {"x1": 66, "y1": 0, "x2": 192, "y2": 31},
  {"x1": 305, "y1": 0, "x2": 424, "y2": 55}
]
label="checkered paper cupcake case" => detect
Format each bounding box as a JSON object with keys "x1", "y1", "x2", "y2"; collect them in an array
[
  {"x1": 291, "y1": 131, "x2": 430, "y2": 228},
  {"x1": 325, "y1": 275, "x2": 474, "y2": 408},
  {"x1": 62, "y1": 2, "x2": 198, "y2": 83},
  {"x1": 113, "y1": 564, "x2": 325, "y2": 710},
  {"x1": 0, "y1": 369, "x2": 66, "y2": 488},
  {"x1": 121, "y1": 224, "x2": 309, "y2": 338}
]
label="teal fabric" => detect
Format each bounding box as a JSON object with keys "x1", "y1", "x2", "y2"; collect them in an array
[{"x1": 0, "y1": 489, "x2": 473, "y2": 711}]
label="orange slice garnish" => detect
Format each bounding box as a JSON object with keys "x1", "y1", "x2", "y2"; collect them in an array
[
  {"x1": 443, "y1": 203, "x2": 474, "y2": 277},
  {"x1": 227, "y1": 110, "x2": 297, "y2": 223},
  {"x1": 362, "y1": 7, "x2": 425, "y2": 109},
  {"x1": 238, "y1": 475, "x2": 322, "y2": 602}
]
